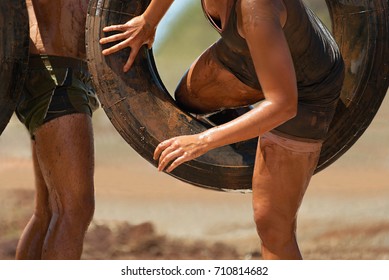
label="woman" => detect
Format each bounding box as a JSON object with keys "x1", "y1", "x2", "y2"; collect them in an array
[{"x1": 100, "y1": 0, "x2": 344, "y2": 259}]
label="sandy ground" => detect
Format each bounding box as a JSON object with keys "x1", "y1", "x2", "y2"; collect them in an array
[{"x1": 0, "y1": 94, "x2": 388, "y2": 260}]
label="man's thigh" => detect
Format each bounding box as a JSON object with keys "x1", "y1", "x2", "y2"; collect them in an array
[{"x1": 34, "y1": 113, "x2": 94, "y2": 207}]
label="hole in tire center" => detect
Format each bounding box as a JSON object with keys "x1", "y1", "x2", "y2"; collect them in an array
[{"x1": 153, "y1": 0, "x2": 332, "y2": 96}]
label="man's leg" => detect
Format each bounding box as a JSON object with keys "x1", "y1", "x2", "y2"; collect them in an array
[
  {"x1": 34, "y1": 113, "x2": 95, "y2": 259},
  {"x1": 251, "y1": 133, "x2": 321, "y2": 260},
  {"x1": 15, "y1": 142, "x2": 51, "y2": 259}
]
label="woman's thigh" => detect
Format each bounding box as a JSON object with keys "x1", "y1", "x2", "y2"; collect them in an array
[
  {"x1": 252, "y1": 132, "x2": 322, "y2": 226},
  {"x1": 174, "y1": 45, "x2": 264, "y2": 114}
]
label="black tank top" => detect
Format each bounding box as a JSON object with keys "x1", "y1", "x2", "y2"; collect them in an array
[{"x1": 201, "y1": 0, "x2": 344, "y2": 106}]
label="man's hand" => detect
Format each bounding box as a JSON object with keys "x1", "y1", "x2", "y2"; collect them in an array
[{"x1": 99, "y1": 15, "x2": 156, "y2": 72}]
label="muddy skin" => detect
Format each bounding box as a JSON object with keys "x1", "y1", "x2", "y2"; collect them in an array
[
  {"x1": 27, "y1": 0, "x2": 89, "y2": 59},
  {"x1": 15, "y1": 0, "x2": 96, "y2": 260},
  {"x1": 100, "y1": 0, "x2": 342, "y2": 260}
]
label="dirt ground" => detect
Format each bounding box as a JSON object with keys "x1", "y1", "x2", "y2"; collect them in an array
[{"x1": 0, "y1": 94, "x2": 388, "y2": 260}]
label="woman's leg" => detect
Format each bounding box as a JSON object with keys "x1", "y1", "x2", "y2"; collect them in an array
[
  {"x1": 175, "y1": 46, "x2": 263, "y2": 114},
  {"x1": 252, "y1": 132, "x2": 321, "y2": 259}
]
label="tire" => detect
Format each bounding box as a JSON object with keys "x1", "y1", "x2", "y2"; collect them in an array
[
  {"x1": 86, "y1": 0, "x2": 389, "y2": 191},
  {"x1": 0, "y1": 0, "x2": 30, "y2": 135}
]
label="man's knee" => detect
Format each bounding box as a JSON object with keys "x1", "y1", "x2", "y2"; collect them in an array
[
  {"x1": 60, "y1": 204, "x2": 94, "y2": 234},
  {"x1": 52, "y1": 191, "x2": 95, "y2": 229},
  {"x1": 66, "y1": 196, "x2": 95, "y2": 223}
]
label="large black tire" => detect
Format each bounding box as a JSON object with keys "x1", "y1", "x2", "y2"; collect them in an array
[
  {"x1": 86, "y1": 0, "x2": 389, "y2": 191},
  {"x1": 0, "y1": 0, "x2": 30, "y2": 135}
]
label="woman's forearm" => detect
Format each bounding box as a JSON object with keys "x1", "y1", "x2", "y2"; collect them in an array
[
  {"x1": 143, "y1": 0, "x2": 175, "y2": 28},
  {"x1": 202, "y1": 100, "x2": 296, "y2": 150}
]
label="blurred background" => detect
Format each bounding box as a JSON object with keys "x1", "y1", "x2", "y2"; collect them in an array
[{"x1": 0, "y1": 0, "x2": 388, "y2": 259}]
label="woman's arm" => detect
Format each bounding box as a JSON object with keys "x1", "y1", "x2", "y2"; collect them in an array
[
  {"x1": 205, "y1": 0, "x2": 297, "y2": 144},
  {"x1": 154, "y1": 0, "x2": 298, "y2": 172},
  {"x1": 99, "y1": 0, "x2": 174, "y2": 72},
  {"x1": 237, "y1": 0, "x2": 297, "y2": 134}
]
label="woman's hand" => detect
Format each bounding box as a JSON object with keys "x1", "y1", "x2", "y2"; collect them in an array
[
  {"x1": 99, "y1": 15, "x2": 156, "y2": 72},
  {"x1": 153, "y1": 133, "x2": 211, "y2": 172}
]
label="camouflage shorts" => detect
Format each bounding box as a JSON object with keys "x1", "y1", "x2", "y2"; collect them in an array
[{"x1": 16, "y1": 55, "x2": 99, "y2": 137}]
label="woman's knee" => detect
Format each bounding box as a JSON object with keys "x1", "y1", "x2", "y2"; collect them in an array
[
  {"x1": 252, "y1": 204, "x2": 273, "y2": 233},
  {"x1": 252, "y1": 203, "x2": 296, "y2": 244}
]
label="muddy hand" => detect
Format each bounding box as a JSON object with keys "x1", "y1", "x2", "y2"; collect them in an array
[
  {"x1": 153, "y1": 134, "x2": 210, "y2": 173},
  {"x1": 99, "y1": 15, "x2": 155, "y2": 72}
]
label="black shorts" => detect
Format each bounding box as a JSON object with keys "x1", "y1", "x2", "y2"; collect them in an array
[{"x1": 16, "y1": 55, "x2": 99, "y2": 137}]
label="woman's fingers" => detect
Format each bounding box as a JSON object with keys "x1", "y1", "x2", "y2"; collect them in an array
[
  {"x1": 154, "y1": 139, "x2": 189, "y2": 172},
  {"x1": 123, "y1": 45, "x2": 140, "y2": 72},
  {"x1": 165, "y1": 155, "x2": 190, "y2": 173},
  {"x1": 154, "y1": 137, "x2": 203, "y2": 172},
  {"x1": 102, "y1": 24, "x2": 128, "y2": 32},
  {"x1": 158, "y1": 148, "x2": 183, "y2": 171},
  {"x1": 155, "y1": 140, "x2": 179, "y2": 171},
  {"x1": 100, "y1": 16, "x2": 156, "y2": 72},
  {"x1": 99, "y1": 31, "x2": 128, "y2": 45},
  {"x1": 100, "y1": 31, "x2": 142, "y2": 71},
  {"x1": 154, "y1": 140, "x2": 172, "y2": 161},
  {"x1": 101, "y1": 38, "x2": 130, "y2": 55}
]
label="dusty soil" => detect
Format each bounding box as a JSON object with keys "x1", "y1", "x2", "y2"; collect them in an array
[{"x1": 0, "y1": 95, "x2": 388, "y2": 260}]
